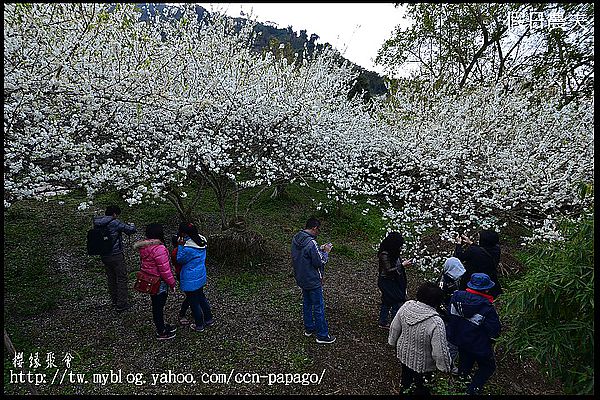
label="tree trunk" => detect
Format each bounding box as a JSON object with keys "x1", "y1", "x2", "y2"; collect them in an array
[
  {"x1": 216, "y1": 188, "x2": 228, "y2": 231},
  {"x1": 166, "y1": 193, "x2": 189, "y2": 222},
  {"x1": 270, "y1": 183, "x2": 288, "y2": 199}
]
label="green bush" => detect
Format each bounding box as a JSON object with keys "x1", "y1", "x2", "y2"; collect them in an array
[{"x1": 498, "y1": 213, "x2": 594, "y2": 394}]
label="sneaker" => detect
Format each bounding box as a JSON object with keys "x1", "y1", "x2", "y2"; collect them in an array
[
  {"x1": 156, "y1": 331, "x2": 176, "y2": 341},
  {"x1": 164, "y1": 324, "x2": 177, "y2": 333},
  {"x1": 316, "y1": 335, "x2": 336, "y2": 344},
  {"x1": 205, "y1": 319, "x2": 215, "y2": 327},
  {"x1": 466, "y1": 385, "x2": 482, "y2": 395},
  {"x1": 304, "y1": 330, "x2": 314, "y2": 337},
  {"x1": 190, "y1": 323, "x2": 205, "y2": 332}
]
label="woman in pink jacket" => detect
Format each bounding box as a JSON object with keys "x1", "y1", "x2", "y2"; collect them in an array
[{"x1": 133, "y1": 223, "x2": 177, "y2": 340}]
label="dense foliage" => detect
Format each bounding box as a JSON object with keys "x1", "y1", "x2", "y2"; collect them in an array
[
  {"x1": 367, "y1": 86, "x2": 593, "y2": 266},
  {"x1": 4, "y1": 3, "x2": 378, "y2": 229},
  {"x1": 498, "y1": 212, "x2": 594, "y2": 394}
]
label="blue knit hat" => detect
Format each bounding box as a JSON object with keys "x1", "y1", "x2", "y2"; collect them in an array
[{"x1": 467, "y1": 273, "x2": 495, "y2": 291}]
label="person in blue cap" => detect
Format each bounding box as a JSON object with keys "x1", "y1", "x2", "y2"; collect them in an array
[{"x1": 445, "y1": 273, "x2": 501, "y2": 395}]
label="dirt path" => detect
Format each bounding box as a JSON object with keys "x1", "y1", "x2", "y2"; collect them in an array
[{"x1": 4, "y1": 219, "x2": 564, "y2": 395}]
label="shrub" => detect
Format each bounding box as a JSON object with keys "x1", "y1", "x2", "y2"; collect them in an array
[{"x1": 498, "y1": 212, "x2": 594, "y2": 394}]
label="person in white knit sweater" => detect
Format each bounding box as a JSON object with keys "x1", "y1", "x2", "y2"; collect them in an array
[{"x1": 388, "y1": 282, "x2": 451, "y2": 394}]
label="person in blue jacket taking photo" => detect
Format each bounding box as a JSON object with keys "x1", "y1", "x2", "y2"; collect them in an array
[
  {"x1": 176, "y1": 222, "x2": 214, "y2": 332},
  {"x1": 291, "y1": 217, "x2": 335, "y2": 344}
]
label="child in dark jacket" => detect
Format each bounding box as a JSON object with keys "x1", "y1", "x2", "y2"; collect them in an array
[
  {"x1": 446, "y1": 273, "x2": 501, "y2": 395},
  {"x1": 171, "y1": 235, "x2": 190, "y2": 325}
]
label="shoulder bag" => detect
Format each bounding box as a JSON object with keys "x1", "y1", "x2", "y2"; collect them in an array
[{"x1": 134, "y1": 270, "x2": 161, "y2": 295}]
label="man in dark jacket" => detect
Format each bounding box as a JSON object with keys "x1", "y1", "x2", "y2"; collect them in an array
[
  {"x1": 93, "y1": 205, "x2": 137, "y2": 312},
  {"x1": 454, "y1": 230, "x2": 503, "y2": 298},
  {"x1": 446, "y1": 273, "x2": 501, "y2": 395},
  {"x1": 291, "y1": 217, "x2": 335, "y2": 344}
]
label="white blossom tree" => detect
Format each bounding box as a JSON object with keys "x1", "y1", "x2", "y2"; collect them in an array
[
  {"x1": 5, "y1": 3, "x2": 593, "y2": 272},
  {"x1": 356, "y1": 86, "x2": 594, "y2": 268},
  {"x1": 4, "y1": 3, "x2": 369, "y2": 230}
]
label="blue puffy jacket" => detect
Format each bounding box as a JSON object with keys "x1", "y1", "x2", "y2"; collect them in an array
[
  {"x1": 93, "y1": 215, "x2": 137, "y2": 255},
  {"x1": 291, "y1": 230, "x2": 329, "y2": 290},
  {"x1": 177, "y1": 236, "x2": 207, "y2": 292},
  {"x1": 446, "y1": 290, "x2": 501, "y2": 357}
]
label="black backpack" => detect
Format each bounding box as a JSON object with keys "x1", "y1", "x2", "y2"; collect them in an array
[{"x1": 87, "y1": 218, "x2": 115, "y2": 256}]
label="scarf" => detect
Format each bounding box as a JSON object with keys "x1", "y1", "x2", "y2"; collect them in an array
[{"x1": 466, "y1": 288, "x2": 495, "y2": 303}]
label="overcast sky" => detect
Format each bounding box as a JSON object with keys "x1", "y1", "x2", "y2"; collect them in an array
[{"x1": 196, "y1": 3, "x2": 410, "y2": 76}]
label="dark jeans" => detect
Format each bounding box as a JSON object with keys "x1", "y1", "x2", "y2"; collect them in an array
[
  {"x1": 379, "y1": 303, "x2": 401, "y2": 326},
  {"x1": 400, "y1": 363, "x2": 431, "y2": 395},
  {"x1": 100, "y1": 252, "x2": 129, "y2": 309},
  {"x1": 150, "y1": 291, "x2": 168, "y2": 334},
  {"x1": 185, "y1": 287, "x2": 213, "y2": 327},
  {"x1": 302, "y1": 287, "x2": 329, "y2": 339},
  {"x1": 179, "y1": 296, "x2": 190, "y2": 318},
  {"x1": 378, "y1": 275, "x2": 405, "y2": 325},
  {"x1": 458, "y1": 350, "x2": 496, "y2": 394}
]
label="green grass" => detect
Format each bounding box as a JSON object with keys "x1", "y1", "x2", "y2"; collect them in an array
[
  {"x1": 287, "y1": 348, "x2": 313, "y2": 371},
  {"x1": 215, "y1": 271, "x2": 271, "y2": 299},
  {"x1": 429, "y1": 373, "x2": 504, "y2": 395},
  {"x1": 4, "y1": 201, "x2": 65, "y2": 318},
  {"x1": 266, "y1": 286, "x2": 298, "y2": 314}
]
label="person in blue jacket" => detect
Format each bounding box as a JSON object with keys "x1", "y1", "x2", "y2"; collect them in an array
[
  {"x1": 446, "y1": 273, "x2": 501, "y2": 395},
  {"x1": 291, "y1": 217, "x2": 335, "y2": 344},
  {"x1": 176, "y1": 222, "x2": 214, "y2": 332}
]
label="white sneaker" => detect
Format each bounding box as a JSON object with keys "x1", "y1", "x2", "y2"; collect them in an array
[{"x1": 316, "y1": 335, "x2": 336, "y2": 344}]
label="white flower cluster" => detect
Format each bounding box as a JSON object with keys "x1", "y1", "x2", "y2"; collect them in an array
[{"x1": 3, "y1": 4, "x2": 594, "y2": 270}]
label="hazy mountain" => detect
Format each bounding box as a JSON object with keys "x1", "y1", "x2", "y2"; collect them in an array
[{"x1": 135, "y1": 3, "x2": 388, "y2": 101}]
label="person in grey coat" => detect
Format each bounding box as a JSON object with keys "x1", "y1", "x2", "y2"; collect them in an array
[
  {"x1": 93, "y1": 205, "x2": 136, "y2": 312},
  {"x1": 388, "y1": 282, "x2": 451, "y2": 395}
]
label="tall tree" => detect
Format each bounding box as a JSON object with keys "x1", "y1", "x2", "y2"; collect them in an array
[{"x1": 377, "y1": 3, "x2": 594, "y2": 104}]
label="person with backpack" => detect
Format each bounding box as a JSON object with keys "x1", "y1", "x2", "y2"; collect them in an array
[
  {"x1": 133, "y1": 223, "x2": 178, "y2": 340},
  {"x1": 377, "y1": 232, "x2": 413, "y2": 329},
  {"x1": 170, "y1": 235, "x2": 190, "y2": 326},
  {"x1": 176, "y1": 222, "x2": 214, "y2": 332},
  {"x1": 437, "y1": 257, "x2": 466, "y2": 315},
  {"x1": 291, "y1": 217, "x2": 335, "y2": 344},
  {"x1": 92, "y1": 205, "x2": 137, "y2": 312},
  {"x1": 388, "y1": 282, "x2": 451, "y2": 395},
  {"x1": 437, "y1": 257, "x2": 466, "y2": 373},
  {"x1": 446, "y1": 273, "x2": 501, "y2": 395},
  {"x1": 454, "y1": 230, "x2": 503, "y2": 298}
]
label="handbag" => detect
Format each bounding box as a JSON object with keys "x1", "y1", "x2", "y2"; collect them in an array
[{"x1": 134, "y1": 270, "x2": 161, "y2": 295}]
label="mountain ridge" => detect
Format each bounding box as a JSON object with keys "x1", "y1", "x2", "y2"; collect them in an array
[{"x1": 136, "y1": 3, "x2": 389, "y2": 100}]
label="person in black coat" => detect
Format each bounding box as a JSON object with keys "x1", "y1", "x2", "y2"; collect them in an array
[
  {"x1": 454, "y1": 230, "x2": 503, "y2": 298},
  {"x1": 377, "y1": 232, "x2": 413, "y2": 328}
]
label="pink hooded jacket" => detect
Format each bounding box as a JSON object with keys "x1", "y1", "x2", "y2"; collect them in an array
[{"x1": 133, "y1": 239, "x2": 176, "y2": 289}]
